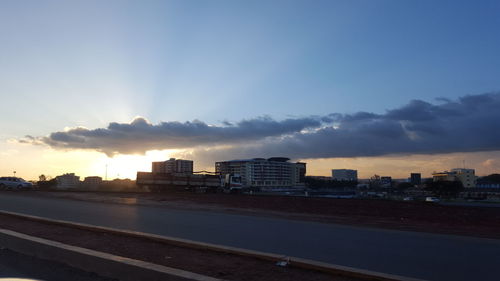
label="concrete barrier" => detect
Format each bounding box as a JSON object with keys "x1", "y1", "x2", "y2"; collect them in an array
[
  {"x1": 0, "y1": 229, "x2": 222, "y2": 281},
  {"x1": 0, "y1": 210, "x2": 426, "y2": 281}
]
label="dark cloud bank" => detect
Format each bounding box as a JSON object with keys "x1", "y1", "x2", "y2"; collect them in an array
[{"x1": 22, "y1": 93, "x2": 500, "y2": 161}]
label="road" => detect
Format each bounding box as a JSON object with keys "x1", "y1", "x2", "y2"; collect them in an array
[{"x1": 0, "y1": 193, "x2": 498, "y2": 281}]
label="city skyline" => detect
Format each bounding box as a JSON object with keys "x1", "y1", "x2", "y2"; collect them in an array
[{"x1": 2, "y1": 1, "x2": 500, "y2": 180}]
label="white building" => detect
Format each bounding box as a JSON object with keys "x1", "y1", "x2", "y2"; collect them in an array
[
  {"x1": 55, "y1": 173, "x2": 80, "y2": 189},
  {"x1": 332, "y1": 169, "x2": 358, "y2": 181},
  {"x1": 432, "y1": 168, "x2": 476, "y2": 188},
  {"x1": 152, "y1": 158, "x2": 193, "y2": 174},
  {"x1": 215, "y1": 157, "x2": 306, "y2": 189}
]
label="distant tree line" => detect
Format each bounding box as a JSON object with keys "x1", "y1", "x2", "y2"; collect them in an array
[
  {"x1": 423, "y1": 179, "x2": 463, "y2": 198},
  {"x1": 478, "y1": 174, "x2": 500, "y2": 184},
  {"x1": 37, "y1": 178, "x2": 57, "y2": 190},
  {"x1": 305, "y1": 177, "x2": 357, "y2": 189}
]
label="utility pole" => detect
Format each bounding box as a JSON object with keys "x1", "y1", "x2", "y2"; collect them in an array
[{"x1": 105, "y1": 164, "x2": 108, "y2": 181}]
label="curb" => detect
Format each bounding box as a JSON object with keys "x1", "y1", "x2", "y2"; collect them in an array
[
  {"x1": 0, "y1": 210, "x2": 426, "y2": 281},
  {"x1": 0, "y1": 229, "x2": 222, "y2": 281}
]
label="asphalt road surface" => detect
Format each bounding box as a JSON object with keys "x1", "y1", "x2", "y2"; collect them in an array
[{"x1": 0, "y1": 193, "x2": 498, "y2": 281}]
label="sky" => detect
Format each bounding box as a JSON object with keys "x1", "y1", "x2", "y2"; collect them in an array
[{"x1": 1, "y1": 0, "x2": 500, "y2": 180}]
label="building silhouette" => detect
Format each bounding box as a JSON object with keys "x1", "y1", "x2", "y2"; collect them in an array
[
  {"x1": 152, "y1": 158, "x2": 193, "y2": 174},
  {"x1": 332, "y1": 169, "x2": 358, "y2": 181}
]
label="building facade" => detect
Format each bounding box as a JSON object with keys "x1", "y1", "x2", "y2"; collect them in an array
[
  {"x1": 83, "y1": 176, "x2": 103, "y2": 190},
  {"x1": 410, "y1": 173, "x2": 421, "y2": 185},
  {"x1": 432, "y1": 168, "x2": 476, "y2": 188},
  {"x1": 152, "y1": 158, "x2": 193, "y2": 174},
  {"x1": 215, "y1": 157, "x2": 306, "y2": 189},
  {"x1": 55, "y1": 173, "x2": 80, "y2": 189},
  {"x1": 331, "y1": 169, "x2": 358, "y2": 181}
]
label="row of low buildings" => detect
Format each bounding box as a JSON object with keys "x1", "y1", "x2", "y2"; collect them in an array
[
  {"x1": 150, "y1": 159, "x2": 487, "y2": 190},
  {"x1": 330, "y1": 168, "x2": 485, "y2": 189},
  {"x1": 55, "y1": 173, "x2": 102, "y2": 189},
  {"x1": 51, "y1": 174, "x2": 135, "y2": 190},
  {"x1": 152, "y1": 157, "x2": 307, "y2": 189},
  {"x1": 48, "y1": 160, "x2": 497, "y2": 192}
]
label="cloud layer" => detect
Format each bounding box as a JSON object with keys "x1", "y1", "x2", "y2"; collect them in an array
[
  {"x1": 21, "y1": 116, "x2": 322, "y2": 156},
  {"x1": 22, "y1": 92, "x2": 500, "y2": 161}
]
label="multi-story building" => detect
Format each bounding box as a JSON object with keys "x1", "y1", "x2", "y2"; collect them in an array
[
  {"x1": 294, "y1": 162, "x2": 307, "y2": 185},
  {"x1": 215, "y1": 157, "x2": 306, "y2": 189},
  {"x1": 83, "y1": 176, "x2": 103, "y2": 190},
  {"x1": 451, "y1": 168, "x2": 476, "y2": 188},
  {"x1": 432, "y1": 168, "x2": 476, "y2": 188},
  {"x1": 332, "y1": 169, "x2": 358, "y2": 181},
  {"x1": 152, "y1": 158, "x2": 193, "y2": 174},
  {"x1": 410, "y1": 173, "x2": 421, "y2": 185},
  {"x1": 55, "y1": 173, "x2": 80, "y2": 189}
]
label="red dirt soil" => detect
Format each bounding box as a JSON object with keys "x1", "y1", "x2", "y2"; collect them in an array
[{"x1": 0, "y1": 214, "x2": 358, "y2": 281}]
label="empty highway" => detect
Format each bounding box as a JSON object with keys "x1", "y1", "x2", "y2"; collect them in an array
[{"x1": 0, "y1": 193, "x2": 498, "y2": 281}]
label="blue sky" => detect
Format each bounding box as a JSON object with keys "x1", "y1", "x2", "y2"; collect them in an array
[{"x1": 1, "y1": 0, "x2": 500, "y2": 179}]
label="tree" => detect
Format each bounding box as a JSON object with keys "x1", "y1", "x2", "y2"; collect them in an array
[
  {"x1": 39, "y1": 174, "x2": 46, "y2": 182},
  {"x1": 304, "y1": 177, "x2": 357, "y2": 189},
  {"x1": 37, "y1": 178, "x2": 57, "y2": 190},
  {"x1": 425, "y1": 180, "x2": 463, "y2": 198},
  {"x1": 397, "y1": 182, "x2": 414, "y2": 190},
  {"x1": 369, "y1": 174, "x2": 381, "y2": 189},
  {"x1": 478, "y1": 174, "x2": 500, "y2": 184}
]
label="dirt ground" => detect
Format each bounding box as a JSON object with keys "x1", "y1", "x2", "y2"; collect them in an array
[
  {"x1": 0, "y1": 214, "x2": 358, "y2": 281},
  {"x1": 0, "y1": 248, "x2": 116, "y2": 281},
  {"x1": 35, "y1": 191, "x2": 500, "y2": 239}
]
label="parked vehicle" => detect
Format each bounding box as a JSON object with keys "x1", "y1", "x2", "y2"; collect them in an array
[
  {"x1": 0, "y1": 177, "x2": 33, "y2": 190},
  {"x1": 425, "y1": 196, "x2": 440, "y2": 203}
]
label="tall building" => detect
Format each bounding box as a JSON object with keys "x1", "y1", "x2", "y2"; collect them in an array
[
  {"x1": 215, "y1": 157, "x2": 306, "y2": 189},
  {"x1": 432, "y1": 168, "x2": 476, "y2": 188},
  {"x1": 410, "y1": 173, "x2": 421, "y2": 185},
  {"x1": 331, "y1": 169, "x2": 358, "y2": 181},
  {"x1": 152, "y1": 158, "x2": 193, "y2": 174},
  {"x1": 294, "y1": 162, "x2": 307, "y2": 184}
]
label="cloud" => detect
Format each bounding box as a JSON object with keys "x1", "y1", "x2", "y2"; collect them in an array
[
  {"x1": 21, "y1": 116, "x2": 323, "y2": 156},
  {"x1": 482, "y1": 159, "x2": 499, "y2": 169},
  {"x1": 21, "y1": 92, "x2": 500, "y2": 162},
  {"x1": 189, "y1": 92, "x2": 500, "y2": 161}
]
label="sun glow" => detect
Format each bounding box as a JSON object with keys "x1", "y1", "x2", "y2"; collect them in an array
[{"x1": 89, "y1": 149, "x2": 183, "y2": 180}]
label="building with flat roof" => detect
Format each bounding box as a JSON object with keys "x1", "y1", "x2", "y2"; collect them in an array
[
  {"x1": 410, "y1": 173, "x2": 421, "y2": 185},
  {"x1": 83, "y1": 176, "x2": 103, "y2": 190},
  {"x1": 332, "y1": 169, "x2": 358, "y2": 181},
  {"x1": 432, "y1": 168, "x2": 476, "y2": 188},
  {"x1": 215, "y1": 157, "x2": 306, "y2": 189},
  {"x1": 55, "y1": 173, "x2": 80, "y2": 189},
  {"x1": 152, "y1": 158, "x2": 193, "y2": 174}
]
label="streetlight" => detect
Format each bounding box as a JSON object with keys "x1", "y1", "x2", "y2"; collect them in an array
[{"x1": 13, "y1": 171, "x2": 16, "y2": 177}]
